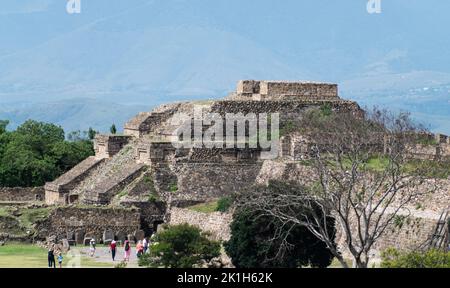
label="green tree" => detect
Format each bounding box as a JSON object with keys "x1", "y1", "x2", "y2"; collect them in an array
[
  {"x1": 0, "y1": 120, "x2": 9, "y2": 134},
  {"x1": 0, "y1": 120, "x2": 94, "y2": 187},
  {"x1": 51, "y1": 140, "x2": 94, "y2": 173},
  {"x1": 88, "y1": 127, "x2": 97, "y2": 140},
  {"x1": 0, "y1": 138, "x2": 58, "y2": 187},
  {"x1": 67, "y1": 130, "x2": 88, "y2": 142},
  {"x1": 139, "y1": 224, "x2": 221, "y2": 268},
  {"x1": 16, "y1": 120, "x2": 65, "y2": 143},
  {"x1": 110, "y1": 124, "x2": 117, "y2": 135},
  {"x1": 225, "y1": 208, "x2": 335, "y2": 268}
]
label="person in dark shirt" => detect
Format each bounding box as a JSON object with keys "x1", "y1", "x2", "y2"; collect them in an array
[{"x1": 48, "y1": 248, "x2": 56, "y2": 268}]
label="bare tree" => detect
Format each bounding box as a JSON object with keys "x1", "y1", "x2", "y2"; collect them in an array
[{"x1": 238, "y1": 107, "x2": 437, "y2": 268}]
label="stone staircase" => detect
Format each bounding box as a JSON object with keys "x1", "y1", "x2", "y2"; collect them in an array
[
  {"x1": 82, "y1": 162, "x2": 146, "y2": 205},
  {"x1": 66, "y1": 143, "x2": 147, "y2": 205},
  {"x1": 44, "y1": 156, "x2": 105, "y2": 194}
]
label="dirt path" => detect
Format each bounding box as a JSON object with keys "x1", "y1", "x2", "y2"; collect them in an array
[{"x1": 71, "y1": 246, "x2": 140, "y2": 268}]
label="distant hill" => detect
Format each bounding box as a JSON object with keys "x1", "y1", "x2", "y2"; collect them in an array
[
  {"x1": 341, "y1": 72, "x2": 450, "y2": 134},
  {"x1": 0, "y1": 1, "x2": 449, "y2": 134},
  {"x1": 0, "y1": 98, "x2": 149, "y2": 134}
]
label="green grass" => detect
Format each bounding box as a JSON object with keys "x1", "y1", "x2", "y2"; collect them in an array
[
  {"x1": 188, "y1": 201, "x2": 219, "y2": 213},
  {"x1": 414, "y1": 136, "x2": 438, "y2": 146},
  {"x1": 148, "y1": 193, "x2": 160, "y2": 202},
  {"x1": 0, "y1": 206, "x2": 11, "y2": 217},
  {"x1": 0, "y1": 243, "x2": 113, "y2": 268},
  {"x1": 404, "y1": 159, "x2": 450, "y2": 179},
  {"x1": 0, "y1": 243, "x2": 48, "y2": 268},
  {"x1": 117, "y1": 190, "x2": 128, "y2": 199},
  {"x1": 366, "y1": 156, "x2": 390, "y2": 172},
  {"x1": 17, "y1": 208, "x2": 52, "y2": 229},
  {"x1": 329, "y1": 258, "x2": 353, "y2": 268},
  {"x1": 300, "y1": 155, "x2": 450, "y2": 179},
  {"x1": 0, "y1": 207, "x2": 53, "y2": 232},
  {"x1": 297, "y1": 159, "x2": 314, "y2": 166},
  {"x1": 169, "y1": 183, "x2": 178, "y2": 193}
]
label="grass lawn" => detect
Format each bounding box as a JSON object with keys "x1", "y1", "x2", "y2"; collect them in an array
[
  {"x1": 0, "y1": 243, "x2": 47, "y2": 268},
  {"x1": 0, "y1": 207, "x2": 10, "y2": 217},
  {"x1": 329, "y1": 258, "x2": 353, "y2": 268},
  {"x1": 0, "y1": 243, "x2": 113, "y2": 268},
  {"x1": 188, "y1": 201, "x2": 219, "y2": 213}
]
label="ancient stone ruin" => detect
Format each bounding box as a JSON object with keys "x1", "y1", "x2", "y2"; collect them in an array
[
  {"x1": 44, "y1": 80, "x2": 361, "y2": 207},
  {"x1": 1, "y1": 80, "x2": 448, "y2": 260}
]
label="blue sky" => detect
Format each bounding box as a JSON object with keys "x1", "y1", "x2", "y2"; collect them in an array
[{"x1": 0, "y1": 0, "x2": 449, "y2": 133}]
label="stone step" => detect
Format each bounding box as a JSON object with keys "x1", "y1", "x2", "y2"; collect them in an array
[
  {"x1": 81, "y1": 163, "x2": 146, "y2": 205},
  {"x1": 44, "y1": 156, "x2": 105, "y2": 193},
  {"x1": 71, "y1": 143, "x2": 136, "y2": 196}
]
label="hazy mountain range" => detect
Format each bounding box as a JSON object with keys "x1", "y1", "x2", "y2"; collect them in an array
[{"x1": 0, "y1": 0, "x2": 449, "y2": 134}]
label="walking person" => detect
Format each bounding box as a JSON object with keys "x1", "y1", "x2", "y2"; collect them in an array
[
  {"x1": 47, "y1": 246, "x2": 56, "y2": 268},
  {"x1": 57, "y1": 253, "x2": 63, "y2": 268},
  {"x1": 89, "y1": 238, "x2": 96, "y2": 257},
  {"x1": 149, "y1": 233, "x2": 156, "y2": 253},
  {"x1": 110, "y1": 240, "x2": 117, "y2": 261},
  {"x1": 123, "y1": 239, "x2": 131, "y2": 262},
  {"x1": 143, "y1": 237, "x2": 148, "y2": 254},
  {"x1": 136, "y1": 240, "x2": 144, "y2": 258}
]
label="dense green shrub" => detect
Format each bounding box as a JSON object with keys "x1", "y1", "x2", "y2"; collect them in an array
[
  {"x1": 225, "y1": 209, "x2": 335, "y2": 268},
  {"x1": 216, "y1": 196, "x2": 232, "y2": 212},
  {"x1": 381, "y1": 248, "x2": 450, "y2": 268},
  {"x1": 138, "y1": 224, "x2": 221, "y2": 268}
]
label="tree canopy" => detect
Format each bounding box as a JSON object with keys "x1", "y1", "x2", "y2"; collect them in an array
[
  {"x1": 139, "y1": 224, "x2": 221, "y2": 268},
  {"x1": 227, "y1": 181, "x2": 335, "y2": 268},
  {"x1": 0, "y1": 120, "x2": 94, "y2": 187}
]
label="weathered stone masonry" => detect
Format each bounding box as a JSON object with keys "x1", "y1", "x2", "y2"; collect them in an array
[
  {"x1": 35, "y1": 207, "x2": 141, "y2": 244},
  {"x1": 0, "y1": 187, "x2": 44, "y2": 202},
  {"x1": 169, "y1": 207, "x2": 232, "y2": 241},
  {"x1": 38, "y1": 80, "x2": 449, "y2": 255}
]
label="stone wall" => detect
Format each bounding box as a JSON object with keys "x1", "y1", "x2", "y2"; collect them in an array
[
  {"x1": 136, "y1": 141, "x2": 176, "y2": 165},
  {"x1": 124, "y1": 108, "x2": 179, "y2": 138},
  {"x1": 260, "y1": 81, "x2": 338, "y2": 99},
  {"x1": 255, "y1": 160, "x2": 316, "y2": 186},
  {"x1": 408, "y1": 142, "x2": 449, "y2": 160},
  {"x1": 336, "y1": 210, "x2": 440, "y2": 261},
  {"x1": 235, "y1": 80, "x2": 338, "y2": 101},
  {"x1": 121, "y1": 201, "x2": 167, "y2": 235},
  {"x1": 404, "y1": 179, "x2": 450, "y2": 213},
  {"x1": 256, "y1": 160, "x2": 449, "y2": 258},
  {"x1": 94, "y1": 135, "x2": 132, "y2": 159},
  {"x1": 35, "y1": 206, "x2": 141, "y2": 243},
  {"x1": 371, "y1": 212, "x2": 439, "y2": 252},
  {"x1": 169, "y1": 207, "x2": 232, "y2": 241},
  {"x1": 172, "y1": 163, "x2": 262, "y2": 203},
  {"x1": 0, "y1": 187, "x2": 44, "y2": 202},
  {"x1": 405, "y1": 133, "x2": 450, "y2": 160},
  {"x1": 210, "y1": 99, "x2": 360, "y2": 117}
]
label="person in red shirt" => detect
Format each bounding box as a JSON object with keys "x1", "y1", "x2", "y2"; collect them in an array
[
  {"x1": 110, "y1": 240, "x2": 117, "y2": 261},
  {"x1": 136, "y1": 240, "x2": 144, "y2": 258}
]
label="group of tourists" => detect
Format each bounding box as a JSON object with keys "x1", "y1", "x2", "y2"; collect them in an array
[
  {"x1": 47, "y1": 235, "x2": 153, "y2": 268},
  {"x1": 108, "y1": 236, "x2": 152, "y2": 262},
  {"x1": 47, "y1": 244, "x2": 63, "y2": 268}
]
